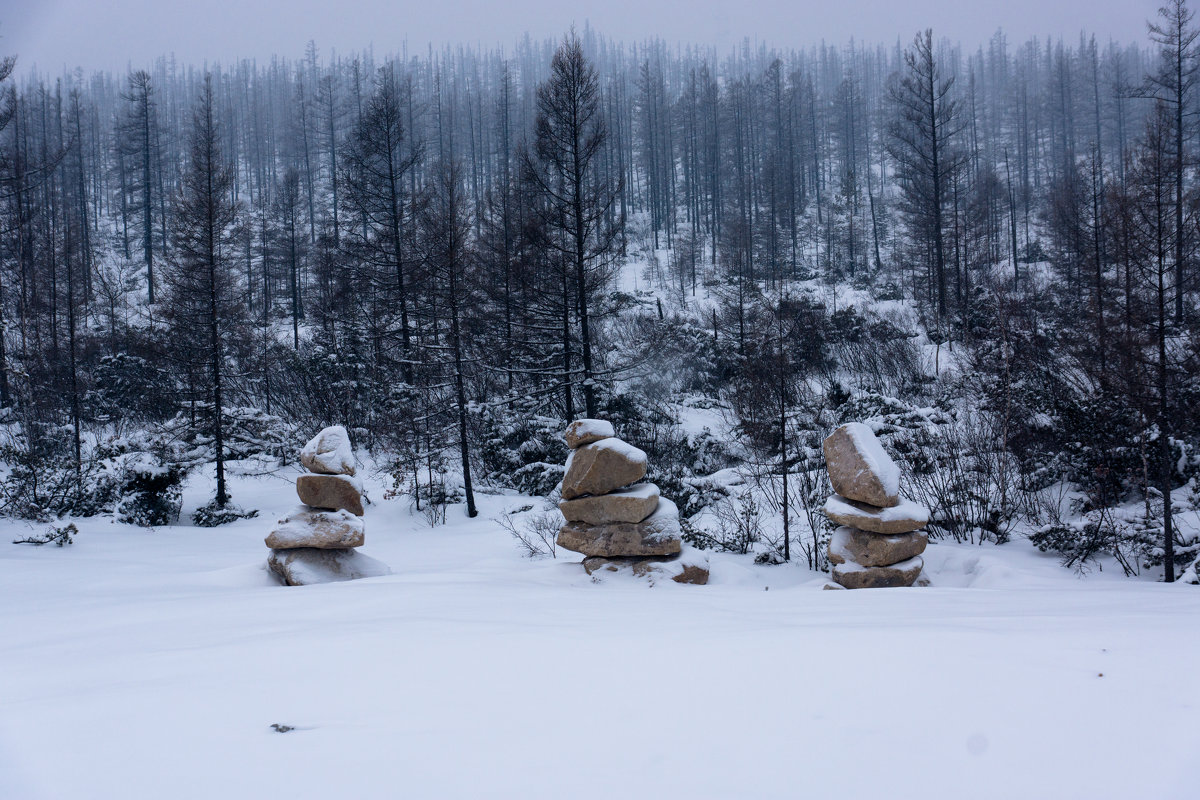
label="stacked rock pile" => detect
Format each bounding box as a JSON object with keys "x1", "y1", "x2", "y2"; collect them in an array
[
  {"x1": 821, "y1": 422, "x2": 929, "y2": 589},
  {"x1": 266, "y1": 425, "x2": 389, "y2": 586},
  {"x1": 556, "y1": 419, "x2": 709, "y2": 585}
]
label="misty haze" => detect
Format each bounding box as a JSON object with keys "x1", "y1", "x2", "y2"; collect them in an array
[{"x1": 0, "y1": 2, "x2": 1197, "y2": 798}]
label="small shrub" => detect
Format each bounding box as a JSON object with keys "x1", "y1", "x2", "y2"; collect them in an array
[
  {"x1": 497, "y1": 507, "x2": 561, "y2": 558},
  {"x1": 192, "y1": 501, "x2": 258, "y2": 527},
  {"x1": 13, "y1": 522, "x2": 77, "y2": 547},
  {"x1": 115, "y1": 456, "x2": 185, "y2": 527}
]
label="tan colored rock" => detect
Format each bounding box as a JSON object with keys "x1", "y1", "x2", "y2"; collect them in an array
[
  {"x1": 560, "y1": 437, "x2": 647, "y2": 500},
  {"x1": 296, "y1": 474, "x2": 364, "y2": 516},
  {"x1": 823, "y1": 423, "x2": 901, "y2": 508},
  {"x1": 827, "y1": 526, "x2": 928, "y2": 568},
  {"x1": 267, "y1": 547, "x2": 390, "y2": 586},
  {"x1": 831, "y1": 555, "x2": 923, "y2": 589},
  {"x1": 558, "y1": 498, "x2": 681, "y2": 557},
  {"x1": 559, "y1": 482, "x2": 660, "y2": 525},
  {"x1": 581, "y1": 547, "x2": 710, "y2": 585},
  {"x1": 300, "y1": 425, "x2": 356, "y2": 475},
  {"x1": 823, "y1": 495, "x2": 928, "y2": 535},
  {"x1": 265, "y1": 508, "x2": 365, "y2": 550},
  {"x1": 564, "y1": 419, "x2": 615, "y2": 449}
]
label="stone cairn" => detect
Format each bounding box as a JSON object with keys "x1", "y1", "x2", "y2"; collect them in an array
[
  {"x1": 266, "y1": 425, "x2": 389, "y2": 586},
  {"x1": 821, "y1": 422, "x2": 929, "y2": 589},
  {"x1": 556, "y1": 419, "x2": 709, "y2": 585}
]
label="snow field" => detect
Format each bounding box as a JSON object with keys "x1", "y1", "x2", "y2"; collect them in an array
[{"x1": 0, "y1": 466, "x2": 1197, "y2": 799}]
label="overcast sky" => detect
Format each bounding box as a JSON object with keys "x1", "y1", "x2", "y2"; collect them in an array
[{"x1": 2, "y1": 0, "x2": 1157, "y2": 74}]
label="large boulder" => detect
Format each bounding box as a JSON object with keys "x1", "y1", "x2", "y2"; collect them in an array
[
  {"x1": 582, "y1": 547, "x2": 710, "y2": 585},
  {"x1": 267, "y1": 547, "x2": 390, "y2": 586},
  {"x1": 823, "y1": 495, "x2": 928, "y2": 535},
  {"x1": 300, "y1": 425, "x2": 356, "y2": 476},
  {"x1": 559, "y1": 482, "x2": 660, "y2": 525},
  {"x1": 823, "y1": 423, "x2": 901, "y2": 508},
  {"x1": 831, "y1": 555, "x2": 923, "y2": 589},
  {"x1": 559, "y1": 438, "x2": 647, "y2": 500},
  {"x1": 827, "y1": 526, "x2": 928, "y2": 568},
  {"x1": 296, "y1": 474, "x2": 364, "y2": 516},
  {"x1": 564, "y1": 419, "x2": 615, "y2": 449},
  {"x1": 557, "y1": 498, "x2": 682, "y2": 557},
  {"x1": 265, "y1": 508, "x2": 365, "y2": 550}
]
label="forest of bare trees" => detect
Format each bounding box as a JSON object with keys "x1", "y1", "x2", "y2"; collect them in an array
[{"x1": 3, "y1": 7, "x2": 1200, "y2": 579}]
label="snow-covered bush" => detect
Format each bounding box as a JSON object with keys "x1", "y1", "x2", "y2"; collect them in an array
[
  {"x1": 191, "y1": 501, "x2": 258, "y2": 527},
  {"x1": 0, "y1": 421, "x2": 118, "y2": 520},
  {"x1": 85, "y1": 353, "x2": 172, "y2": 423},
  {"x1": 159, "y1": 406, "x2": 302, "y2": 470},
  {"x1": 684, "y1": 489, "x2": 764, "y2": 555},
  {"x1": 114, "y1": 453, "x2": 185, "y2": 527}
]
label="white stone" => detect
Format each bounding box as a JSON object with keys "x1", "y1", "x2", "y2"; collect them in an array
[{"x1": 300, "y1": 425, "x2": 356, "y2": 476}]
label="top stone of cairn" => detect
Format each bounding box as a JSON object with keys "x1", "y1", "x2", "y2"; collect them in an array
[
  {"x1": 301, "y1": 425, "x2": 356, "y2": 476},
  {"x1": 564, "y1": 418, "x2": 615, "y2": 449},
  {"x1": 823, "y1": 422, "x2": 900, "y2": 508}
]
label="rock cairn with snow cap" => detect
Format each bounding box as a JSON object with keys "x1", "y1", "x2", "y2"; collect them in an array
[
  {"x1": 266, "y1": 425, "x2": 389, "y2": 586},
  {"x1": 556, "y1": 419, "x2": 709, "y2": 585},
  {"x1": 822, "y1": 422, "x2": 928, "y2": 589}
]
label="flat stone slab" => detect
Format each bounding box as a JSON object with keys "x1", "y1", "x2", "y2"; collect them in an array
[
  {"x1": 564, "y1": 419, "x2": 615, "y2": 449},
  {"x1": 560, "y1": 438, "x2": 647, "y2": 500},
  {"x1": 267, "y1": 547, "x2": 390, "y2": 586},
  {"x1": 265, "y1": 508, "x2": 365, "y2": 550},
  {"x1": 557, "y1": 498, "x2": 681, "y2": 557},
  {"x1": 831, "y1": 555, "x2": 923, "y2": 589},
  {"x1": 300, "y1": 425, "x2": 356, "y2": 476},
  {"x1": 827, "y1": 526, "x2": 928, "y2": 568},
  {"x1": 296, "y1": 474, "x2": 364, "y2": 516},
  {"x1": 823, "y1": 495, "x2": 928, "y2": 535},
  {"x1": 559, "y1": 482, "x2": 660, "y2": 525},
  {"x1": 823, "y1": 422, "x2": 900, "y2": 508},
  {"x1": 582, "y1": 546, "x2": 710, "y2": 585}
]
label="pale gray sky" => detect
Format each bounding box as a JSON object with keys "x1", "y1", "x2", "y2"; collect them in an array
[{"x1": 2, "y1": 0, "x2": 1156, "y2": 74}]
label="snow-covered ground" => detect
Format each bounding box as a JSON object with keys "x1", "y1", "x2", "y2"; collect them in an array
[{"x1": 1, "y1": 466, "x2": 1197, "y2": 799}]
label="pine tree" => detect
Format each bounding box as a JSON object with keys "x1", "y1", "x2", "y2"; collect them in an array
[
  {"x1": 525, "y1": 34, "x2": 623, "y2": 419},
  {"x1": 164, "y1": 75, "x2": 243, "y2": 509}
]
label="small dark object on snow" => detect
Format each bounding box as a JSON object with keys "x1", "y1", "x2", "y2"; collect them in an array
[{"x1": 270, "y1": 723, "x2": 294, "y2": 733}]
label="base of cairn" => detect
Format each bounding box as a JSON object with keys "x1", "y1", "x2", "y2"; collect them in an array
[
  {"x1": 582, "y1": 546, "x2": 710, "y2": 585},
  {"x1": 268, "y1": 547, "x2": 391, "y2": 586},
  {"x1": 831, "y1": 555, "x2": 923, "y2": 589}
]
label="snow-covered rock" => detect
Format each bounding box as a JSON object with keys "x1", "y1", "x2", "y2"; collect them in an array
[
  {"x1": 563, "y1": 418, "x2": 615, "y2": 449},
  {"x1": 558, "y1": 482, "x2": 660, "y2": 525},
  {"x1": 831, "y1": 555, "x2": 924, "y2": 589},
  {"x1": 300, "y1": 425, "x2": 356, "y2": 476},
  {"x1": 582, "y1": 545, "x2": 710, "y2": 585},
  {"x1": 827, "y1": 526, "x2": 928, "y2": 568},
  {"x1": 264, "y1": 508, "x2": 365, "y2": 550},
  {"x1": 823, "y1": 422, "x2": 901, "y2": 508},
  {"x1": 823, "y1": 494, "x2": 928, "y2": 534},
  {"x1": 296, "y1": 473, "x2": 364, "y2": 516},
  {"x1": 557, "y1": 497, "x2": 682, "y2": 557},
  {"x1": 559, "y1": 437, "x2": 647, "y2": 500},
  {"x1": 266, "y1": 547, "x2": 390, "y2": 586}
]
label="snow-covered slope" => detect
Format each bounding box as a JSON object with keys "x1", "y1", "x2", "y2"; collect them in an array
[{"x1": 0, "y1": 467, "x2": 1197, "y2": 799}]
